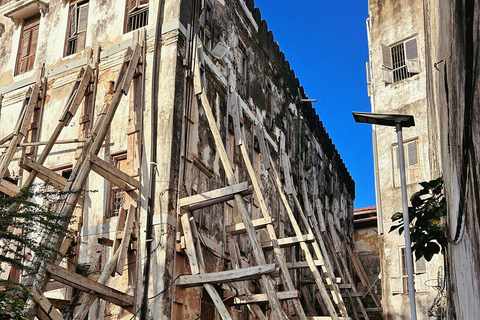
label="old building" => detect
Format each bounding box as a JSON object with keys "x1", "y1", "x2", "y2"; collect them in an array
[
  {"x1": 353, "y1": 206, "x2": 381, "y2": 316},
  {"x1": 422, "y1": 0, "x2": 480, "y2": 319},
  {"x1": 366, "y1": 0, "x2": 444, "y2": 319},
  {"x1": 0, "y1": 1, "x2": 378, "y2": 319}
]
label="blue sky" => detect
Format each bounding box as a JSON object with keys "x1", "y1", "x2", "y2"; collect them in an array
[{"x1": 254, "y1": 1, "x2": 375, "y2": 209}]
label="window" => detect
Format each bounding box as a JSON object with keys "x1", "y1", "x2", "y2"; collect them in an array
[
  {"x1": 392, "y1": 139, "x2": 420, "y2": 187},
  {"x1": 393, "y1": 247, "x2": 428, "y2": 294},
  {"x1": 199, "y1": 0, "x2": 213, "y2": 50},
  {"x1": 236, "y1": 41, "x2": 248, "y2": 97},
  {"x1": 16, "y1": 15, "x2": 40, "y2": 75},
  {"x1": 125, "y1": 0, "x2": 149, "y2": 33},
  {"x1": 381, "y1": 37, "x2": 420, "y2": 84},
  {"x1": 65, "y1": 0, "x2": 89, "y2": 56},
  {"x1": 106, "y1": 153, "x2": 128, "y2": 218}
]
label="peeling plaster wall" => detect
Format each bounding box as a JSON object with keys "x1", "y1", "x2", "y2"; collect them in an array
[
  {"x1": 423, "y1": 0, "x2": 480, "y2": 319},
  {"x1": 367, "y1": 0, "x2": 443, "y2": 319}
]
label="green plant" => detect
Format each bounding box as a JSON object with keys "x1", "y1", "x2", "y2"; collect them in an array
[
  {"x1": 389, "y1": 176, "x2": 447, "y2": 262},
  {"x1": 0, "y1": 185, "x2": 73, "y2": 319}
]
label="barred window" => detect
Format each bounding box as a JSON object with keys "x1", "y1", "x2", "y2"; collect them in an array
[
  {"x1": 381, "y1": 37, "x2": 420, "y2": 84},
  {"x1": 125, "y1": 0, "x2": 149, "y2": 33}
]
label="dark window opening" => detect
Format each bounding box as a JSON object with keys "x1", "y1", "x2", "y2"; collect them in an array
[
  {"x1": 125, "y1": 0, "x2": 149, "y2": 33},
  {"x1": 65, "y1": 1, "x2": 89, "y2": 56}
]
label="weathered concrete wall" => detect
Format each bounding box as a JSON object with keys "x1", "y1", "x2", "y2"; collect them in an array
[
  {"x1": 367, "y1": 0, "x2": 443, "y2": 318},
  {"x1": 423, "y1": 0, "x2": 480, "y2": 319}
]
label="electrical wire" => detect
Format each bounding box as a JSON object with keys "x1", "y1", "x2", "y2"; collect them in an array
[
  {"x1": 361, "y1": 274, "x2": 380, "y2": 300},
  {"x1": 127, "y1": 274, "x2": 183, "y2": 320}
]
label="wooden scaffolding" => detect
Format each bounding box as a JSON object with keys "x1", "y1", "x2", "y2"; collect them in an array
[{"x1": 0, "y1": 30, "x2": 382, "y2": 320}]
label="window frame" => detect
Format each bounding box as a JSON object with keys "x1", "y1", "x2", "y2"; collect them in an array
[
  {"x1": 381, "y1": 37, "x2": 420, "y2": 84},
  {"x1": 15, "y1": 15, "x2": 40, "y2": 76},
  {"x1": 65, "y1": 0, "x2": 89, "y2": 57},
  {"x1": 124, "y1": 0, "x2": 149, "y2": 34},
  {"x1": 397, "y1": 246, "x2": 428, "y2": 294}
]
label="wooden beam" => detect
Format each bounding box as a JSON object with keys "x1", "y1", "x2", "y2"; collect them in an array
[
  {"x1": 0, "y1": 84, "x2": 40, "y2": 178},
  {"x1": 177, "y1": 264, "x2": 277, "y2": 287},
  {"x1": 45, "y1": 264, "x2": 134, "y2": 307},
  {"x1": 261, "y1": 234, "x2": 315, "y2": 249},
  {"x1": 179, "y1": 182, "x2": 252, "y2": 210},
  {"x1": 20, "y1": 157, "x2": 67, "y2": 190},
  {"x1": 268, "y1": 156, "x2": 340, "y2": 320},
  {"x1": 115, "y1": 204, "x2": 136, "y2": 275},
  {"x1": 180, "y1": 210, "x2": 232, "y2": 320},
  {"x1": 285, "y1": 260, "x2": 324, "y2": 269},
  {"x1": 33, "y1": 290, "x2": 64, "y2": 320},
  {"x1": 233, "y1": 290, "x2": 299, "y2": 305},
  {"x1": 199, "y1": 87, "x2": 287, "y2": 319},
  {"x1": 226, "y1": 217, "x2": 272, "y2": 235},
  {"x1": 0, "y1": 179, "x2": 20, "y2": 196},
  {"x1": 89, "y1": 152, "x2": 139, "y2": 191}
]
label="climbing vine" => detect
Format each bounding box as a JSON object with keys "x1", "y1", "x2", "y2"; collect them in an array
[{"x1": 389, "y1": 176, "x2": 447, "y2": 262}]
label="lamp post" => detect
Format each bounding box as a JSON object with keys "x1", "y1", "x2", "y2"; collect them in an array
[{"x1": 352, "y1": 112, "x2": 417, "y2": 320}]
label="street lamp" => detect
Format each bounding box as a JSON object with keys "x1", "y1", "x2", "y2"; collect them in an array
[{"x1": 352, "y1": 111, "x2": 417, "y2": 320}]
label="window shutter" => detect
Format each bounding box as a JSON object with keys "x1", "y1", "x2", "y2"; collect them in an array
[
  {"x1": 20, "y1": 29, "x2": 31, "y2": 58},
  {"x1": 70, "y1": 4, "x2": 78, "y2": 36},
  {"x1": 405, "y1": 38, "x2": 418, "y2": 59},
  {"x1": 407, "y1": 141, "x2": 418, "y2": 166},
  {"x1": 382, "y1": 68, "x2": 393, "y2": 84},
  {"x1": 415, "y1": 272, "x2": 429, "y2": 292},
  {"x1": 27, "y1": 26, "x2": 39, "y2": 71},
  {"x1": 405, "y1": 38, "x2": 420, "y2": 73},
  {"x1": 415, "y1": 257, "x2": 427, "y2": 274},
  {"x1": 128, "y1": 0, "x2": 138, "y2": 13},
  {"x1": 365, "y1": 61, "x2": 372, "y2": 83},
  {"x1": 76, "y1": 32, "x2": 86, "y2": 52},
  {"x1": 391, "y1": 277, "x2": 403, "y2": 294},
  {"x1": 406, "y1": 59, "x2": 421, "y2": 73},
  {"x1": 77, "y1": 4, "x2": 89, "y2": 33},
  {"x1": 381, "y1": 44, "x2": 393, "y2": 69}
]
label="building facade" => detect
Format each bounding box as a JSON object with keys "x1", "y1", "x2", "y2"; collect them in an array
[
  {"x1": 0, "y1": 1, "x2": 359, "y2": 319},
  {"x1": 366, "y1": 0, "x2": 444, "y2": 319}
]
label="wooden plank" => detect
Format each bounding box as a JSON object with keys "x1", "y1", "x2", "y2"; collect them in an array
[
  {"x1": 0, "y1": 84, "x2": 40, "y2": 178},
  {"x1": 181, "y1": 213, "x2": 200, "y2": 275},
  {"x1": 238, "y1": 142, "x2": 307, "y2": 320},
  {"x1": 0, "y1": 179, "x2": 20, "y2": 196},
  {"x1": 19, "y1": 67, "x2": 92, "y2": 195},
  {"x1": 338, "y1": 252, "x2": 369, "y2": 320},
  {"x1": 20, "y1": 157, "x2": 67, "y2": 190},
  {"x1": 89, "y1": 152, "x2": 139, "y2": 190},
  {"x1": 267, "y1": 156, "x2": 340, "y2": 320},
  {"x1": 346, "y1": 245, "x2": 382, "y2": 309},
  {"x1": 0, "y1": 138, "x2": 87, "y2": 148},
  {"x1": 180, "y1": 210, "x2": 233, "y2": 320},
  {"x1": 179, "y1": 182, "x2": 252, "y2": 210},
  {"x1": 177, "y1": 263, "x2": 277, "y2": 287},
  {"x1": 301, "y1": 287, "x2": 315, "y2": 316},
  {"x1": 261, "y1": 234, "x2": 315, "y2": 249},
  {"x1": 285, "y1": 260, "x2": 324, "y2": 269},
  {"x1": 199, "y1": 88, "x2": 288, "y2": 320},
  {"x1": 45, "y1": 264, "x2": 134, "y2": 307},
  {"x1": 33, "y1": 290, "x2": 65, "y2": 320},
  {"x1": 115, "y1": 204, "x2": 136, "y2": 275},
  {"x1": 233, "y1": 290, "x2": 299, "y2": 305},
  {"x1": 226, "y1": 217, "x2": 271, "y2": 235},
  {"x1": 228, "y1": 241, "x2": 267, "y2": 320}
]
